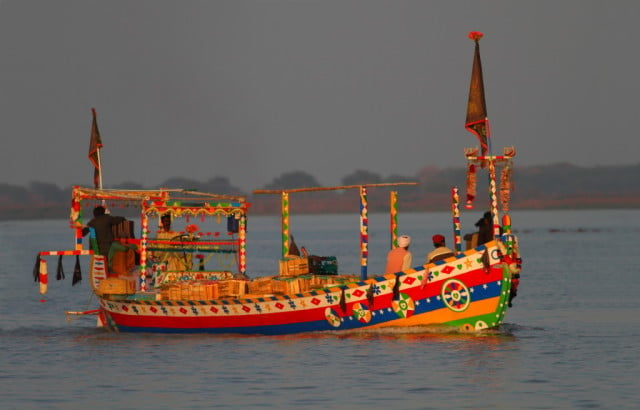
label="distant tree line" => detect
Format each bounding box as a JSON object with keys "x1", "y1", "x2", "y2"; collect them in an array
[{"x1": 0, "y1": 163, "x2": 638, "y2": 220}]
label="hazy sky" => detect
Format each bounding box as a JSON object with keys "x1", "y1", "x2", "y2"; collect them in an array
[{"x1": 1, "y1": 1, "x2": 638, "y2": 191}]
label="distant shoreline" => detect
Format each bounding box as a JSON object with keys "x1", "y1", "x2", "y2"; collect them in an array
[
  {"x1": 2, "y1": 163, "x2": 638, "y2": 220},
  {"x1": 2, "y1": 198, "x2": 639, "y2": 222}
]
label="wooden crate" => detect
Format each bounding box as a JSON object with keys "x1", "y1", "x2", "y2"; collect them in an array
[
  {"x1": 308, "y1": 256, "x2": 338, "y2": 275},
  {"x1": 218, "y1": 279, "x2": 248, "y2": 297},
  {"x1": 204, "y1": 282, "x2": 219, "y2": 300},
  {"x1": 310, "y1": 275, "x2": 338, "y2": 289},
  {"x1": 159, "y1": 281, "x2": 219, "y2": 301},
  {"x1": 279, "y1": 257, "x2": 310, "y2": 276},
  {"x1": 271, "y1": 277, "x2": 301, "y2": 295},
  {"x1": 187, "y1": 282, "x2": 208, "y2": 300},
  {"x1": 168, "y1": 284, "x2": 181, "y2": 300},
  {"x1": 248, "y1": 276, "x2": 274, "y2": 294},
  {"x1": 110, "y1": 249, "x2": 136, "y2": 276},
  {"x1": 297, "y1": 275, "x2": 311, "y2": 293},
  {"x1": 179, "y1": 283, "x2": 191, "y2": 299},
  {"x1": 98, "y1": 278, "x2": 136, "y2": 295},
  {"x1": 159, "y1": 286, "x2": 170, "y2": 300}
]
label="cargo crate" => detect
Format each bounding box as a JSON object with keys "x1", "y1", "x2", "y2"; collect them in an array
[
  {"x1": 308, "y1": 256, "x2": 338, "y2": 275},
  {"x1": 310, "y1": 275, "x2": 339, "y2": 289},
  {"x1": 271, "y1": 277, "x2": 301, "y2": 295},
  {"x1": 204, "y1": 282, "x2": 219, "y2": 300},
  {"x1": 98, "y1": 278, "x2": 136, "y2": 295},
  {"x1": 248, "y1": 276, "x2": 274, "y2": 294},
  {"x1": 279, "y1": 257, "x2": 310, "y2": 276},
  {"x1": 218, "y1": 279, "x2": 248, "y2": 297}
]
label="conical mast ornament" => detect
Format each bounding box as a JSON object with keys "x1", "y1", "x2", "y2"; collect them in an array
[{"x1": 465, "y1": 31, "x2": 489, "y2": 158}]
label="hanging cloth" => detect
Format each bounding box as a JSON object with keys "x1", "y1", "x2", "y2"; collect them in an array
[
  {"x1": 33, "y1": 254, "x2": 42, "y2": 282},
  {"x1": 72, "y1": 255, "x2": 82, "y2": 286},
  {"x1": 56, "y1": 255, "x2": 65, "y2": 280}
]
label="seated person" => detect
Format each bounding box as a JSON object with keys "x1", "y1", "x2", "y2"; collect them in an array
[
  {"x1": 464, "y1": 211, "x2": 498, "y2": 249},
  {"x1": 153, "y1": 213, "x2": 192, "y2": 271},
  {"x1": 476, "y1": 211, "x2": 494, "y2": 245},
  {"x1": 385, "y1": 235, "x2": 412, "y2": 274},
  {"x1": 426, "y1": 234, "x2": 455, "y2": 263}
]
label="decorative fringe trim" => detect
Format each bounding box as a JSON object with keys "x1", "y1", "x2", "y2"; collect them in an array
[
  {"x1": 465, "y1": 163, "x2": 477, "y2": 209},
  {"x1": 500, "y1": 162, "x2": 513, "y2": 212}
]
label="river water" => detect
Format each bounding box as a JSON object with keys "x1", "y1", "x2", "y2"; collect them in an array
[{"x1": 1, "y1": 209, "x2": 638, "y2": 409}]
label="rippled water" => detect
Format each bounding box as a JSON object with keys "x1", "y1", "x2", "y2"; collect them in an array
[{"x1": 1, "y1": 210, "x2": 639, "y2": 409}]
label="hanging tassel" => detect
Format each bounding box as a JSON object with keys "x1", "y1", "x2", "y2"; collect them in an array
[
  {"x1": 72, "y1": 255, "x2": 82, "y2": 286},
  {"x1": 339, "y1": 288, "x2": 347, "y2": 313},
  {"x1": 482, "y1": 249, "x2": 491, "y2": 273},
  {"x1": 33, "y1": 254, "x2": 42, "y2": 282},
  {"x1": 56, "y1": 254, "x2": 65, "y2": 280},
  {"x1": 392, "y1": 274, "x2": 400, "y2": 300},
  {"x1": 466, "y1": 163, "x2": 477, "y2": 209},
  {"x1": 366, "y1": 284, "x2": 375, "y2": 308}
]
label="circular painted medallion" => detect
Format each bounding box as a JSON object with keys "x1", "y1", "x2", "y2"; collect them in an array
[
  {"x1": 461, "y1": 320, "x2": 488, "y2": 332},
  {"x1": 441, "y1": 279, "x2": 471, "y2": 312},
  {"x1": 474, "y1": 320, "x2": 488, "y2": 330},
  {"x1": 391, "y1": 293, "x2": 415, "y2": 318},
  {"x1": 461, "y1": 323, "x2": 474, "y2": 332},
  {"x1": 352, "y1": 302, "x2": 372, "y2": 324},
  {"x1": 324, "y1": 307, "x2": 342, "y2": 328}
]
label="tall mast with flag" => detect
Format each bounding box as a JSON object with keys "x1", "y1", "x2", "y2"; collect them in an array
[
  {"x1": 88, "y1": 108, "x2": 103, "y2": 190},
  {"x1": 465, "y1": 31, "x2": 490, "y2": 158},
  {"x1": 462, "y1": 31, "x2": 516, "y2": 240}
]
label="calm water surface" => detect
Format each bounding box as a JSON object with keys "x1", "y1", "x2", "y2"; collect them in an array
[{"x1": 1, "y1": 210, "x2": 638, "y2": 409}]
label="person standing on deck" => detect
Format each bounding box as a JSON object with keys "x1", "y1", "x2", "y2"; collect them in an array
[
  {"x1": 82, "y1": 205, "x2": 136, "y2": 269},
  {"x1": 384, "y1": 235, "x2": 413, "y2": 274}
]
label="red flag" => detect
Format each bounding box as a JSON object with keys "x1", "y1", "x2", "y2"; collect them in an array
[
  {"x1": 88, "y1": 108, "x2": 103, "y2": 189},
  {"x1": 465, "y1": 31, "x2": 489, "y2": 157}
]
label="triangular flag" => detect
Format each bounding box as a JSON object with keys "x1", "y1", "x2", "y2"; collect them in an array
[
  {"x1": 465, "y1": 31, "x2": 490, "y2": 157},
  {"x1": 88, "y1": 108, "x2": 103, "y2": 189}
]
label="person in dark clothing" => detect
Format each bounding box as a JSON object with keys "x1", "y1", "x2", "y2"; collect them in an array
[
  {"x1": 82, "y1": 206, "x2": 136, "y2": 268},
  {"x1": 476, "y1": 211, "x2": 494, "y2": 245}
]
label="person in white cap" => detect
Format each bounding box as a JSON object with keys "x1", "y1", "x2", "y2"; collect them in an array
[{"x1": 384, "y1": 234, "x2": 413, "y2": 274}]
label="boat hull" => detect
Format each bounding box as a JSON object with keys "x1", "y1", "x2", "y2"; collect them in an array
[{"x1": 99, "y1": 243, "x2": 513, "y2": 335}]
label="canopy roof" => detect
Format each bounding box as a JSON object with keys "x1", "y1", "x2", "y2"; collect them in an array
[{"x1": 71, "y1": 186, "x2": 248, "y2": 218}]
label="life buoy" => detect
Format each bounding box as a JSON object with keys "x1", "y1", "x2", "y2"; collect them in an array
[{"x1": 39, "y1": 259, "x2": 48, "y2": 295}]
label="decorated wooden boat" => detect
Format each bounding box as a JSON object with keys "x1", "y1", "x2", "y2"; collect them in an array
[{"x1": 34, "y1": 32, "x2": 522, "y2": 334}]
